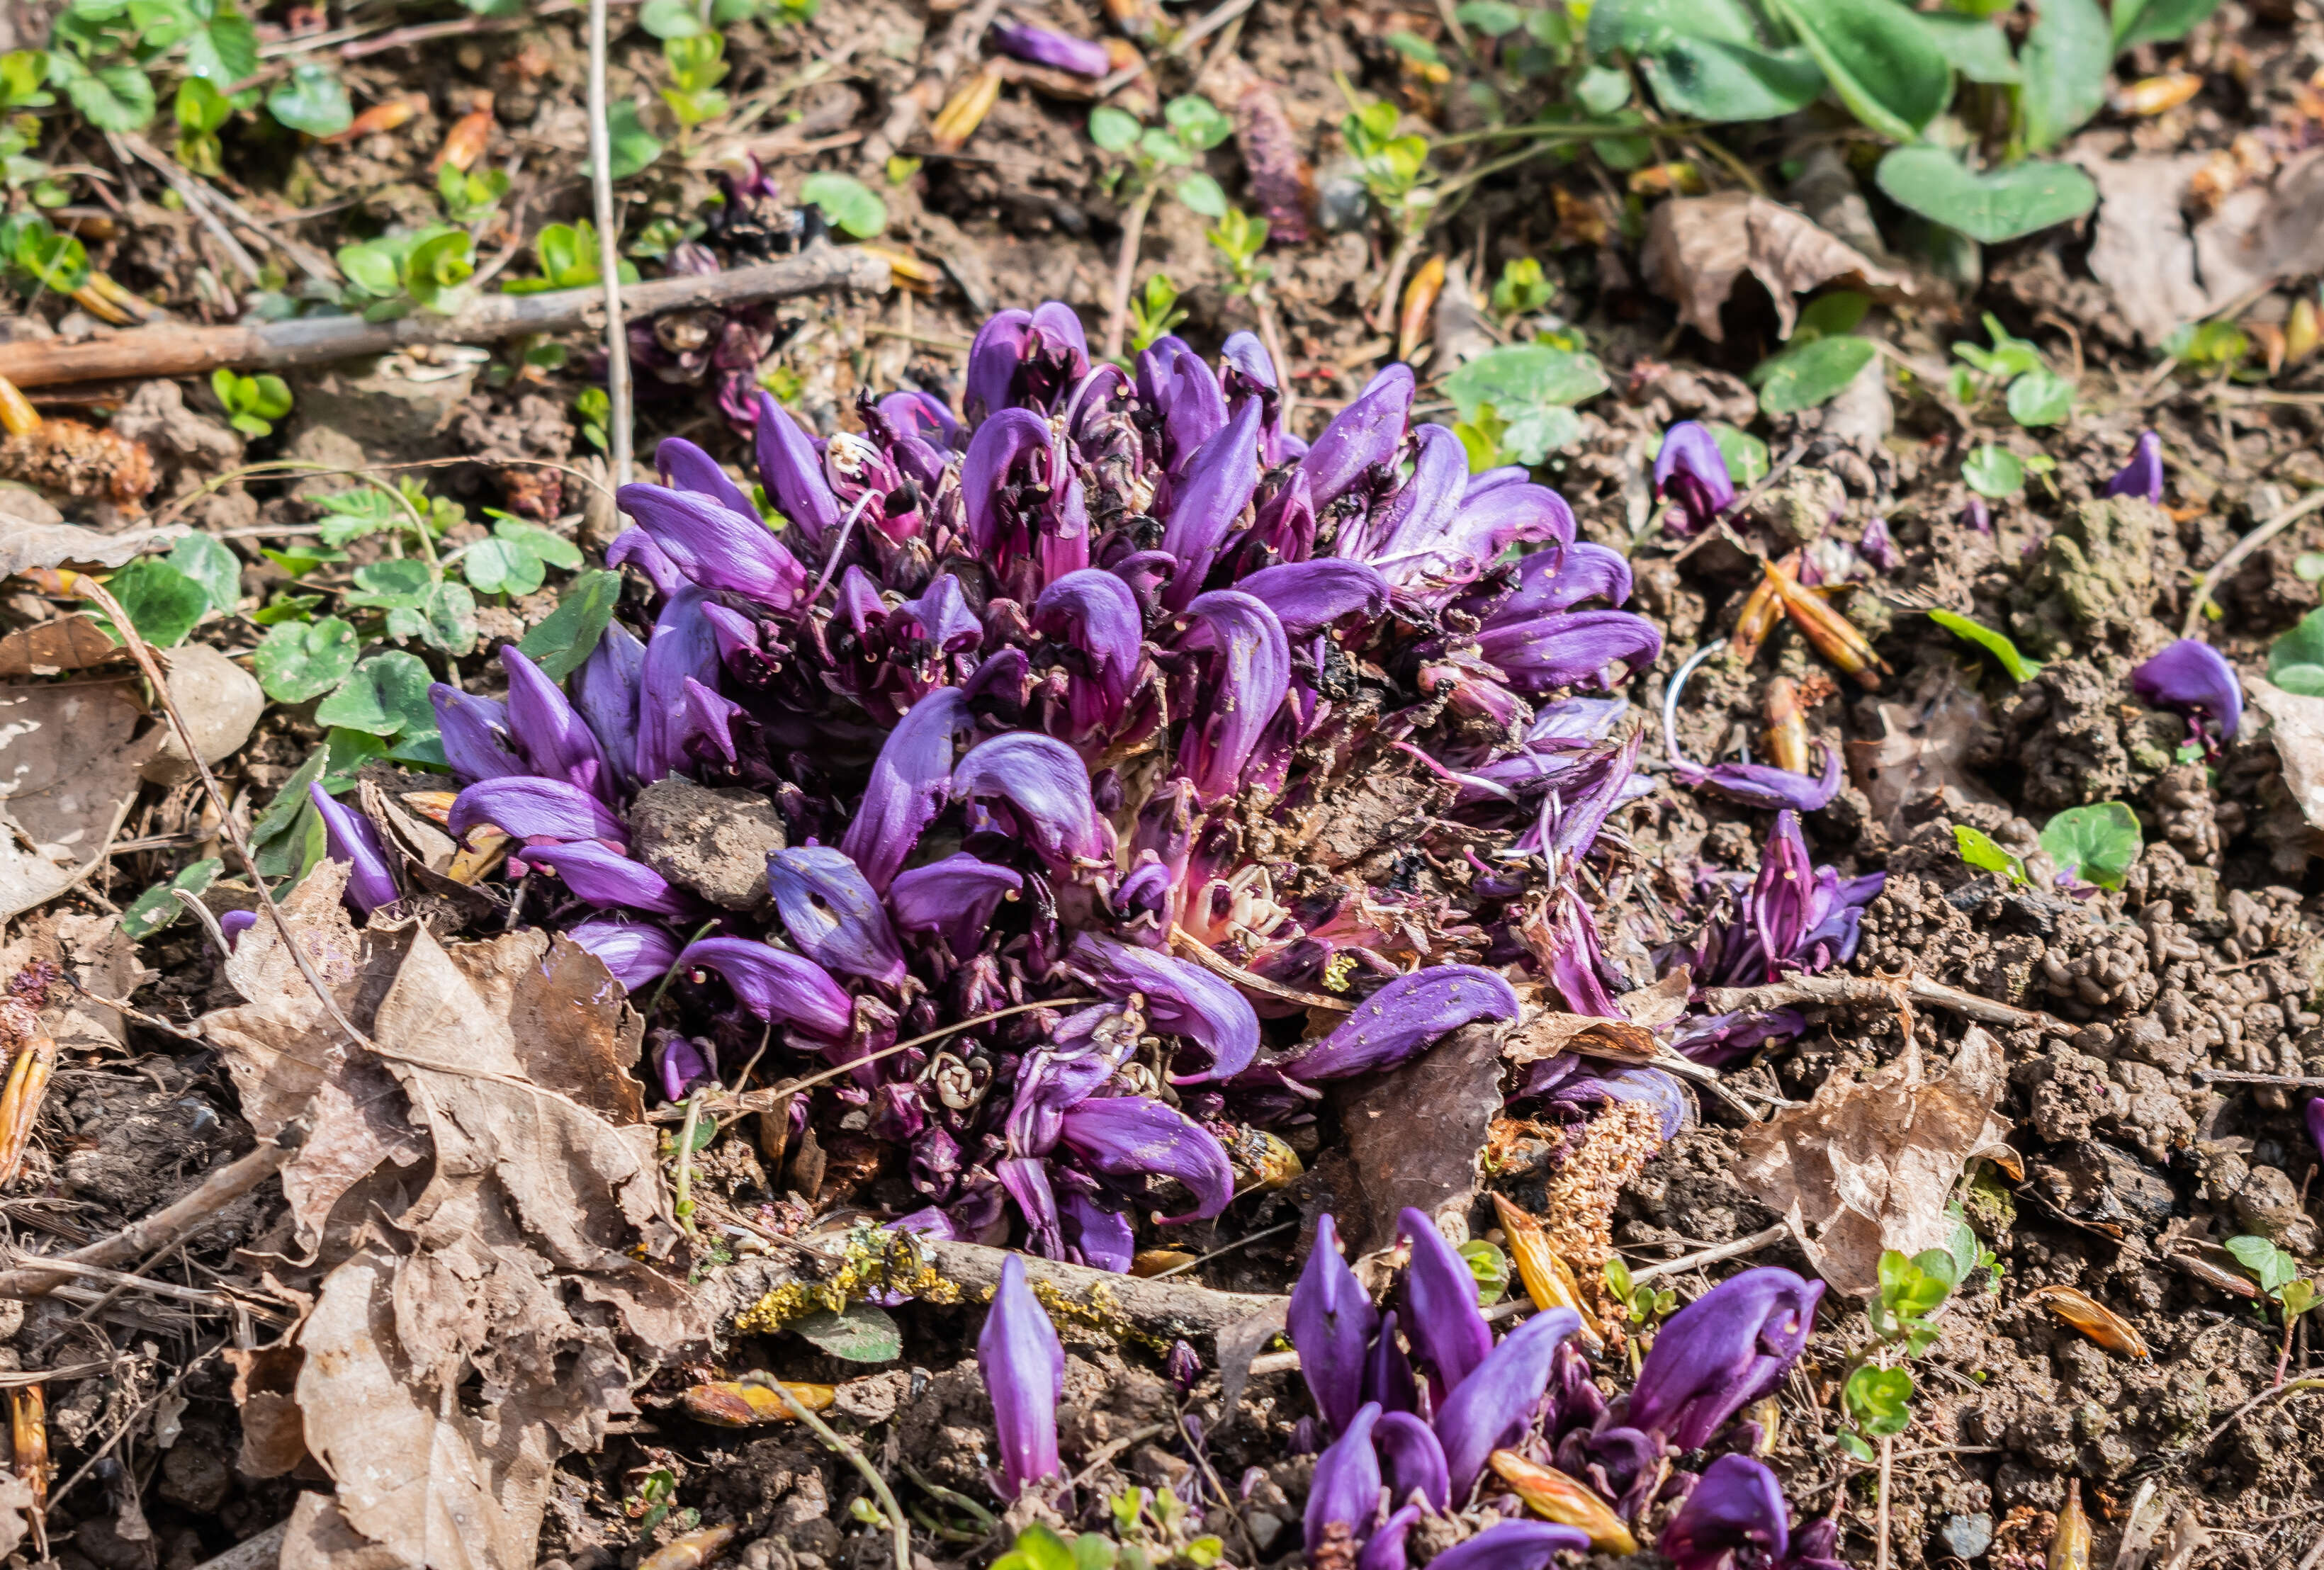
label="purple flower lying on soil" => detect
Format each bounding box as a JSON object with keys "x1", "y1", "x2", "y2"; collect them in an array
[
  {"x1": 1653, "y1": 422, "x2": 1734, "y2": 535},
  {"x1": 2132, "y1": 638, "x2": 2241, "y2": 743},
  {"x1": 2104, "y1": 430, "x2": 2165, "y2": 503},
  {"x1": 1626, "y1": 1266, "x2": 1824, "y2": 1452},
  {"x1": 1683, "y1": 812, "x2": 1883, "y2": 995},
  {"x1": 978, "y1": 1253, "x2": 1064, "y2": 1498},
  {"x1": 1660, "y1": 1455, "x2": 1847, "y2": 1570},
  {"x1": 989, "y1": 19, "x2": 1111, "y2": 75}
]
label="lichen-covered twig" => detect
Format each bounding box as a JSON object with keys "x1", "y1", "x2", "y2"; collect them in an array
[{"x1": 1698, "y1": 972, "x2": 2072, "y2": 1034}]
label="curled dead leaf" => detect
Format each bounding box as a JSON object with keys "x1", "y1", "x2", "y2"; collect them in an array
[
  {"x1": 2028, "y1": 1284, "x2": 2150, "y2": 1357},
  {"x1": 1640, "y1": 192, "x2": 1913, "y2": 342}
]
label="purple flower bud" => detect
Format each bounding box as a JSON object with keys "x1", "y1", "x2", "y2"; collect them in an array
[
  {"x1": 1654, "y1": 422, "x2": 1735, "y2": 535},
  {"x1": 656, "y1": 1034, "x2": 713, "y2": 1102},
  {"x1": 2104, "y1": 430, "x2": 2165, "y2": 504},
  {"x1": 678, "y1": 935, "x2": 853, "y2": 1039},
  {"x1": 765, "y1": 845, "x2": 909, "y2": 987},
  {"x1": 989, "y1": 18, "x2": 1110, "y2": 75},
  {"x1": 523, "y1": 840, "x2": 695, "y2": 918},
  {"x1": 606, "y1": 526, "x2": 684, "y2": 597},
  {"x1": 1054, "y1": 1095, "x2": 1234, "y2": 1221},
  {"x1": 219, "y1": 909, "x2": 255, "y2": 949},
  {"x1": 572, "y1": 622, "x2": 645, "y2": 794},
  {"x1": 699, "y1": 599, "x2": 762, "y2": 674},
  {"x1": 1289, "y1": 1213, "x2": 1378, "y2": 1435},
  {"x1": 1494, "y1": 542, "x2": 1634, "y2": 621},
  {"x1": 2308, "y1": 1095, "x2": 2324, "y2": 1163},
  {"x1": 1141, "y1": 337, "x2": 1229, "y2": 467},
  {"x1": 1627, "y1": 1266, "x2": 1824, "y2": 1452},
  {"x1": 1858, "y1": 516, "x2": 1900, "y2": 570},
  {"x1": 1273, "y1": 966, "x2": 1520, "y2": 1083},
  {"x1": 753, "y1": 392, "x2": 840, "y2": 550},
  {"x1": 879, "y1": 388, "x2": 961, "y2": 451},
  {"x1": 1032, "y1": 568, "x2": 1146, "y2": 733},
  {"x1": 1676, "y1": 743, "x2": 1841, "y2": 813},
  {"x1": 656, "y1": 435, "x2": 759, "y2": 519},
  {"x1": 636, "y1": 587, "x2": 724, "y2": 785},
  {"x1": 1356, "y1": 1505, "x2": 1422, "y2": 1570},
  {"x1": 963, "y1": 407, "x2": 1060, "y2": 570},
  {"x1": 841, "y1": 688, "x2": 972, "y2": 891},
  {"x1": 1237, "y1": 559, "x2": 1392, "y2": 637},
  {"x1": 952, "y1": 732, "x2": 1112, "y2": 871},
  {"x1": 2131, "y1": 638, "x2": 2242, "y2": 741},
  {"x1": 1426, "y1": 1521, "x2": 1590, "y2": 1570},
  {"x1": 1374, "y1": 1410, "x2": 1450, "y2": 1513},
  {"x1": 431, "y1": 684, "x2": 524, "y2": 785},
  {"x1": 502, "y1": 645, "x2": 614, "y2": 803},
  {"x1": 308, "y1": 784, "x2": 398, "y2": 915},
  {"x1": 1300, "y1": 364, "x2": 1414, "y2": 509},
  {"x1": 1365, "y1": 1308, "x2": 1419, "y2": 1416},
  {"x1": 616, "y1": 483, "x2": 809, "y2": 609},
  {"x1": 1304, "y1": 1402, "x2": 1384, "y2": 1549},
  {"x1": 1166, "y1": 1339, "x2": 1203, "y2": 1394},
  {"x1": 1069, "y1": 932, "x2": 1260, "y2": 1081},
  {"x1": 966, "y1": 303, "x2": 1090, "y2": 422},
  {"x1": 890, "y1": 852, "x2": 1022, "y2": 956},
  {"x1": 1658, "y1": 1454, "x2": 1790, "y2": 1570},
  {"x1": 679, "y1": 677, "x2": 744, "y2": 767},
  {"x1": 1475, "y1": 609, "x2": 1663, "y2": 695},
  {"x1": 1399, "y1": 1207, "x2": 1493, "y2": 1396},
  {"x1": 1161, "y1": 401, "x2": 1263, "y2": 610},
  {"x1": 567, "y1": 917, "x2": 679, "y2": 990},
  {"x1": 896, "y1": 572, "x2": 984, "y2": 656},
  {"x1": 449, "y1": 776, "x2": 628, "y2": 847},
  {"x1": 1962, "y1": 495, "x2": 1992, "y2": 534},
  {"x1": 1433, "y1": 1306, "x2": 1583, "y2": 1497},
  {"x1": 978, "y1": 1253, "x2": 1066, "y2": 1499},
  {"x1": 1176, "y1": 591, "x2": 1290, "y2": 803}
]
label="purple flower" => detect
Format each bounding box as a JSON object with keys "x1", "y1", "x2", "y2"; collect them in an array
[
  {"x1": 1357, "y1": 1506, "x2": 1422, "y2": 1570},
  {"x1": 502, "y1": 645, "x2": 613, "y2": 803},
  {"x1": 606, "y1": 526, "x2": 684, "y2": 597},
  {"x1": 1552, "y1": 1065, "x2": 1692, "y2": 1141},
  {"x1": 977, "y1": 1253, "x2": 1066, "y2": 1499},
  {"x1": 1304, "y1": 1402, "x2": 1384, "y2": 1552},
  {"x1": 658, "y1": 1034, "x2": 713, "y2": 1101},
  {"x1": 1068, "y1": 932, "x2": 1260, "y2": 1081},
  {"x1": 966, "y1": 303, "x2": 1090, "y2": 422},
  {"x1": 1657, "y1": 1454, "x2": 1790, "y2": 1570},
  {"x1": 1654, "y1": 422, "x2": 1734, "y2": 535},
  {"x1": 1365, "y1": 1308, "x2": 1419, "y2": 1416},
  {"x1": 1433, "y1": 1306, "x2": 1583, "y2": 1496},
  {"x1": 1425, "y1": 1522, "x2": 1590, "y2": 1570},
  {"x1": 1476, "y1": 609, "x2": 1663, "y2": 696},
  {"x1": 1675, "y1": 743, "x2": 1842, "y2": 813},
  {"x1": 889, "y1": 853, "x2": 1022, "y2": 957},
  {"x1": 1032, "y1": 568, "x2": 1146, "y2": 736},
  {"x1": 1494, "y1": 543, "x2": 1633, "y2": 621},
  {"x1": 1689, "y1": 813, "x2": 1883, "y2": 988},
  {"x1": 2104, "y1": 430, "x2": 2164, "y2": 504},
  {"x1": 1176, "y1": 590, "x2": 1290, "y2": 803},
  {"x1": 1399, "y1": 1207, "x2": 1493, "y2": 1396},
  {"x1": 879, "y1": 388, "x2": 960, "y2": 451},
  {"x1": 1289, "y1": 1213, "x2": 1378, "y2": 1434},
  {"x1": 636, "y1": 587, "x2": 726, "y2": 785},
  {"x1": 952, "y1": 731, "x2": 1113, "y2": 871},
  {"x1": 523, "y1": 840, "x2": 695, "y2": 918},
  {"x1": 1858, "y1": 516, "x2": 1900, "y2": 570},
  {"x1": 1962, "y1": 495, "x2": 1992, "y2": 534},
  {"x1": 432, "y1": 684, "x2": 524, "y2": 785},
  {"x1": 1162, "y1": 401, "x2": 1264, "y2": 611},
  {"x1": 840, "y1": 688, "x2": 972, "y2": 892},
  {"x1": 616, "y1": 482, "x2": 808, "y2": 609},
  {"x1": 1300, "y1": 364, "x2": 1415, "y2": 508},
  {"x1": 766, "y1": 846, "x2": 909, "y2": 987},
  {"x1": 567, "y1": 917, "x2": 679, "y2": 990},
  {"x1": 989, "y1": 19, "x2": 1110, "y2": 75},
  {"x1": 1374, "y1": 1411, "x2": 1449, "y2": 1513},
  {"x1": 1347, "y1": 422, "x2": 1465, "y2": 567},
  {"x1": 678, "y1": 935, "x2": 853, "y2": 1039},
  {"x1": 572, "y1": 622, "x2": 645, "y2": 795},
  {"x1": 1054, "y1": 1095, "x2": 1234, "y2": 1221},
  {"x1": 2308, "y1": 1095, "x2": 2324, "y2": 1163},
  {"x1": 753, "y1": 392, "x2": 840, "y2": 550},
  {"x1": 219, "y1": 909, "x2": 256, "y2": 949},
  {"x1": 1238, "y1": 559, "x2": 1392, "y2": 636},
  {"x1": 1627, "y1": 1267, "x2": 1824, "y2": 1452},
  {"x1": 2132, "y1": 638, "x2": 2241, "y2": 742},
  {"x1": 1270, "y1": 966, "x2": 1520, "y2": 1083},
  {"x1": 656, "y1": 434, "x2": 758, "y2": 519},
  {"x1": 449, "y1": 776, "x2": 628, "y2": 847},
  {"x1": 308, "y1": 784, "x2": 398, "y2": 915}
]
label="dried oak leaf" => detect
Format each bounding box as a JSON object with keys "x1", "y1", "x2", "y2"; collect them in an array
[
  {"x1": 1640, "y1": 193, "x2": 1912, "y2": 342},
  {"x1": 2247, "y1": 677, "x2": 2324, "y2": 834},
  {"x1": 1305, "y1": 1022, "x2": 1507, "y2": 1255},
  {"x1": 1735, "y1": 1025, "x2": 2013, "y2": 1297},
  {"x1": 0, "y1": 499, "x2": 179, "y2": 576},
  {"x1": 0, "y1": 677, "x2": 152, "y2": 870},
  {"x1": 0, "y1": 614, "x2": 128, "y2": 679}
]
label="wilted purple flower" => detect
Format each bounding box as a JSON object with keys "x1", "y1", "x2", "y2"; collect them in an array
[
  {"x1": 1399, "y1": 1207, "x2": 1493, "y2": 1395},
  {"x1": 1054, "y1": 1095, "x2": 1234, "y2": 1221},
  {"x1": 1858, "y1": 516, "x2": 1900, "y2": 571},
  {"x1": 523, "y1": 840, "x2": 695, "y2": 918},
  {"x1": 1552, "y1": 1065, "x2": 1692, "y2": 1141},
  {"x1": 978, "y1": 1253, "x2": 1066, "y2": 1499},
  {"x1": 1175, "y1": 591, "x2": 1291, "y2": 802},
  {"x1": 617, "y1": 483, "x2": 808, "y2": 609},
  {"x1": 1475, "y1": 609, "x2": 1663, "y2": 696},
  {"x1": 1300, "y1": 364, "x2": 1414, "y2": 508},
  {"x1": 1166, "y1": 1339, "x2": 1202, "y2": 1394},
  {"x1": 309, "y1": 784, "x2": 397, "y2": 915},
  {"x1": 433, "y1": 685, "x2": 523, "y2": 786},
  {"x1": 1069, "y1": 932, "x2": 1260, "y2": 1080},
  {"x1": 1374, "y1": 1411, "x2": 1450, "y2": 1513},
  {"x1": 1425, "y1": 1522, "x2": 1590, "y2": 1570},
  {"x1": 1657, "y1": 1454, "x2": 1792, "y2": 1570},
  {"x1": 889, "y1": 853, "x2": 1022, "y2": 958},
  {"x1": 1674, "y1": 743, "x2": 1842, "y2": 814},
  {"x1": 679, "y1": 935, "x2": 852, "y2": 1040},
  {"x1": 1290, "y1": 1213, "x2": 1377, "y2": 1434},
  {"x1": 1627, "y1": 1267, "x2": 1824, "y2": 1452},
  {"x1": 1268, "y1": 966, "x2": 1520, "y2": 1083},
  {"x1": 1688, "y1": 813, "x2": 1883, "y2": 988},
  {"x1": 2132, "y1": 638, "x2": 2241, "y2": 742},
  {"x1": 449, "y1": 776, "x2": 628, "y2": 847},
  {"x1": 1654, "y1": 422, "x2": 1734, "y2": 535},
  {"x1": 765, "y1": 847, "x2": 909, "y2": 987},
  {"x1": 2104, "y1": 430, "x2": 2164, "y2": 504},
  {"x1": 1305, "y1": 1402, "x2": 1384, "y2": 1553},
  {"x1": 841, "y1": 687, "x2": 971, "y2": 891},
  {"x1": 754, "y1": 392, "x2": 840, "y2": 549},
  {"x1": 989, "y1": 18, "x2": 1110, "y2": 75},
  {"x1": 502, "y1": 646, "x2": 613, "y2": 803},
  {"x1": 1432, "y1": 1306, "x2": 1583, "y2": 1495},
  {"x1": 952, "y1": 732, "x2": 1113, "y2": 870},
  {"x1": 568, "y1": 917, "x2": 679, "y2": 990},
  {"x1": 572, "y1": 622, "x2": 645, "y2": 796}
]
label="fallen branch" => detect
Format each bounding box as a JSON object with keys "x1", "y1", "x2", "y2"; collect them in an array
[
  {"x1": 0, "y1": 1136, "x2": 297, "y2": 1299},
  {"x1": 0, "y1": 247, "x2": 890, "y2": 390},
  {"x1": 920, "y1": 1236, "x2": 1283, "y2": 1345},
  {"x1": 1699, "y1": 972, "x2": 2072, "y2": 1034}
]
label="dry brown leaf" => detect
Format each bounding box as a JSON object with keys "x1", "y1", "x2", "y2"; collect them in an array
[
  {"x1": 0, "y1": 509, "x2": 184, "y2": 579},
  {"x1": 1504, "y1": 1011, "x2": 1659, "y2": 1065},
  {"x1": 278, "y1": 1491, "x2": 407, "y2": 1570},
  {"x1": 445, "y1": 928, "x2": 647, "y2": 1124},
  {"x1": 0, "y1": 824, "x2": 74, "y2": 924},
  {"x1": 2193, "y1": 147, "x2": 2324, "y2": 309},
  {"x1": 2246, "y1": 678, "x2": 2324, "y2": 833},
  {"x1": 0, "y1": 677, "x2": 150, "y2": 866},
  {"x1": 1312, "y1": 1022, "x2": 1506, "y2": 1253},
  {"x1": 0, "y1": 911, "x2": 150, "y2": 1056},
  {"x1": 0, "y1": 615, "x2": 128, "y2": 679},
  {"x1": 1640, "y1": 193, "x2": 1912, "y2": 342},
  {"x1": 2079, "y1": 154, "x2": 2213, "y2": 345},
  {"x1": 222, "y1": 1343, "x2": 310, "y2": 1478},
  {"x1": 1736, "y1": 1025, "x2": 2011, "y2": 1296},
  {"x1": 1845, "y1": 667, "x2": 2002, "y2": 835},
  {"x1": 0, "y1": 1471, "x2": 34, "y2": 1558}
]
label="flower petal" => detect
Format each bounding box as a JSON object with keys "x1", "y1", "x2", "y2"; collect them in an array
[
  {"x1": 1175, "y1": 590, "x2": 1290, "y2": 803},
  {"x1": 766, "y1": 845, "x2": 909, "y2": 987},
  {"x1": 678, "y1": 935, "x2": 853, "y2": 1039},
  {"x1": 1658, "y1": 1454, "x2": 1790, "y2": 1570},
  {"x1": 1432, "y1": 1306, "x2": 1582, "y2": 1497},
  {"x1": 889, "y1": 852, "x2": 1022, "y2": 957},
  {"x1": 1626, "y1": 1266, "x2": 1824, "y2": 1452},
  {"x1": 616, "y1": 482, "x2": 809, "y2": 608},
  {"x1": 656, "y1": 435, "x2": 758, "y2": 519},
  {"x1": 1399, "y1": 1206, "x2": 1493, "y2": 1396},
  {"x1": 752, "y1": 392, "x2": 840, "y2": 550},
  {"x1": 309, "y1": 783, "x2": 398, "y2": 915},
  {"x1": 431, "y1": 684, "x2": 524, "y2": 786},
  {"x1": 449, "y1": 776, "x2": 628, "y2": 847},
  {"x1": 1423, "y1": 1520, "x2": 1591, "y2": 1570},
  {"x1": 524, "y1": 840, "x2": 694, "y2": 918},
  {"x1": 1304, "y1": 1402, "x2": 1384, "y2": 1544},
  {"x1": 502, "y1": 645, "x2": 613, "y2": 802},
  {"x1": 1068, "y1": 931, "x2": 1261, "y2": 1081},
  {"x1": 2132, "y1": 638, "x2": 2241, "y2": 739},
  {"x1": 952, "y1": 731, "x2": 1112, "y2": 870},
  {"x1": 977, "y1": 1253, "x2": 1066, "y2": 1498},
  {"x1": 989, "y1": 19, "x2": 1111, "y2": 75},
  {"x1": 1299, "y1": 364, "x2": 1414, "y2": 508},
  {"x1": 1237, "y1": 559, "x2": 1392, "y2": 638},
  {"x1": 1273, "y1": 966, "x2": 1520, "y2": 1083},
  {"x1": 1054, "y1": 1095, "x2": 1234, "y2": 1221},
  {"x1": 1289, "y1": 1213, "x2": 1377, "y2": 1435},
  {"x1": 566, "y1": 917, "x2": 679, "y2": 990}
]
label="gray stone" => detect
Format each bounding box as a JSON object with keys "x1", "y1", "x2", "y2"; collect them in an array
[
  {"x1": 141, "y1": 643, "x2": 265, "y2": 784},
  {"x1": 629, "y1": 776, "x2": 787, "y2": 909},
  {"x1": 1939, "y1": 1512, "x2": 1993, "y2": 1559}
]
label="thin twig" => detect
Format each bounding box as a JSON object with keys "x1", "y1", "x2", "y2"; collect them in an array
[
  {"x1": 1875, "y1": 1435, "x2": 1894, "y2": 1570},
  {"x1": 107, "y1": 135, "x2": 261, "y2": 286},
  {"x1": 769, "y1": 1380, "x2": 913, "y2": 1570},
  {"x1": 2194, "y1": 1069, "x2": 2324, "y2": 1090},
  {"x1": 0, "y1": 1139, "x2": 294, "y2": 1299},
  {"x1": 1148, "y1": 1219, "x2": 1299, "y2": 1280},
  {"x1": 2182, "y1": 487, "x2": 2324, "y2": 638},
  {"x1": 587, "y1": 0, "x2": 635, "y2": 485},
  {"x1": 1630, "y1": 1222, "x2": 1791, "y2": 1287},
  {"x1": 1102, "y1": 183, "x2": 1159, "y2": 365}
]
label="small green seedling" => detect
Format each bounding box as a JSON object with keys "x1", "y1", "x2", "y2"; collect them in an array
[
  {"x1": 210, "y1": 367, "x2": 291, "y2": 437},
  {"x1": 1929, "y1": 609, "x2": 2043, "y2": 682}
]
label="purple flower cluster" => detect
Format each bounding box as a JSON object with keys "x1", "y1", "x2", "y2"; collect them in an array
[{"x1": 366, "y1": 310, "x2": 1664, "y2": 1270}]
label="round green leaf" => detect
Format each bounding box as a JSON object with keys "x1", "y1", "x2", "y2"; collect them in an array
[
  {"x1": 2038, "y1": 801, "x2": 2141, "y2": 889},
  {"x1": 101, "y1": 559, "x2": 209, "y2": 647},
  {"x1": 1916, "y1": 12, "x2": 2019, "y2": 82},
  {"x1": 1749, "y1": 334, "x2": 1876, "y2": 414},
  {"x1": 2006, "y1": 366, "x2": 2076, "y2": 427},
  {"x1": 266, "y1": 64, "x2": 352, "y2": 137},
  {"x1": 798, "y1": 171, "x2": 887, "y2": 239},
  {"x1": 1768, "y1": 0, "x2": 1952, "y2": 143},
  {"x1": 1961, "y1": 444, "x2": 2026, "y2": 498},
  {"x1": 314, "y1": 650, "x2": 436, "y2": 739},
  {"x1": 167, "y1": 532, "x2": 242, "y2": 614},
  {"x1": 600, "y1": 100, "x2": 665, "y2": 180},
  {"x1": 1455, "y1": 1, "x2": 1525, "y2": 35},
  {"x1": 1089, "y1": 105, "x2": 1142, "y2": 152},
  {"x1": 789, "y1": 1302, "x2": 902, "y2": 1362},
  {"x1": 1163, "y1": 94, "x2": 1233, "y2": 151},
  {"x1": 1875, "y1": 147, "x2": 2098, "y2": 244},
  {"x1": 1175, "y1": 172, "x2": 1227, "y2": 218},
  {"x1": 255, "y1": 616, "x2": 360, "y2": 702},
  {"x1": 638, "y1": 0, "x2": 704, "y2": 35},
  {"x1": 1844, "y1": 1364, "x2": 1915, "y2": 1435},
  {"x1": 517, "y1": 568, "x2": 623, "y2": 681}
]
